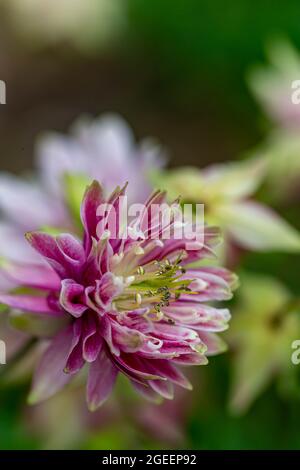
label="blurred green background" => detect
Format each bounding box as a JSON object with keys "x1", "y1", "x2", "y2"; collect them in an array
[{"x1": 0, "y1": 0, "x2": 300, "y2": 450}]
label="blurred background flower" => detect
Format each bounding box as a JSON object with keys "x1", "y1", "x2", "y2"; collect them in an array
[
  {"x1": 227, "y1": 273, "x2": 300, "y2": 414},
  {"x1": 1, "y1": 0, "x2": 125, "y2": 53},
  {"x1": 0, "y1": 0, "x2": 300, "y2": 451},
  {"x1": 247, "y1": 40, "x2": 300, "y2": 203},
  {"x1": 151, "y1": 157, "x2": 300, "y2": 257},
  {"x1": 0, "y1": 114, "x2": 163, "y2": 282}
]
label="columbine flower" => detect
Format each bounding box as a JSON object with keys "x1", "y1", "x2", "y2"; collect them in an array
[
  {"x1": 227, "y1": 273, "x2": 300, "y2": 414},
  {"x1": 0, "y1": 114, "x2": 164, "y2": 279},
  {"x1": 151, "y1": 157, "x2": 300, "y2": 254},
  {"x1": 0, "y1": 181, "x2": 236, "y2": 410}
]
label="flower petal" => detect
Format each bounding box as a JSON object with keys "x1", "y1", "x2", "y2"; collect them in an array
[
  {"x1": 0, "y1": 173, "x2": 64, "y2": 228},
  {"x1": 198, "y1": 332, "x2": 228, "y2": 355},
  {"x1": 0, "y1": 294, "x2": 63, "y2": 316},
  {"x1": 95, "y1": 272, "x2": 124, "y2": 309},
  {"x1": 0, "y1": 222, "x2": 40, "y2": 264},
  {"x1": 201, "y1": 156, "x2": 267, "y2": 200},
  {"x1": 82, "y1": 315, "x2": 102, "y2": 362},
  {"x1": 112, "y1": 353, "x2": 166, "y2": 382},
  {"x1": 0, "y1": 261, "x2": 61, "y2": 291},
  {"x1": 131, "y1": 381, "x2": 162, "y2": 403},
  {"x1": 149, "y1": 379, "x2": 174, "y2": 399},
  {"x1": 26, "y1": 231, "x2": 86, "y2": 279}
]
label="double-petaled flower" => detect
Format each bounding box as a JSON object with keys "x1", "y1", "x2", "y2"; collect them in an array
[{"x1": 0, "y1": 181, "x2": 237, "y2": 410}]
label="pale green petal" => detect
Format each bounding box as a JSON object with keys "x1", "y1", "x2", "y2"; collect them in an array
[
  {"x1": 228, "y1": 272, "x2": 300, "y2": 414},
  {"x1": 216, "y1": 201, "x2": 300, "y2": 252}
]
